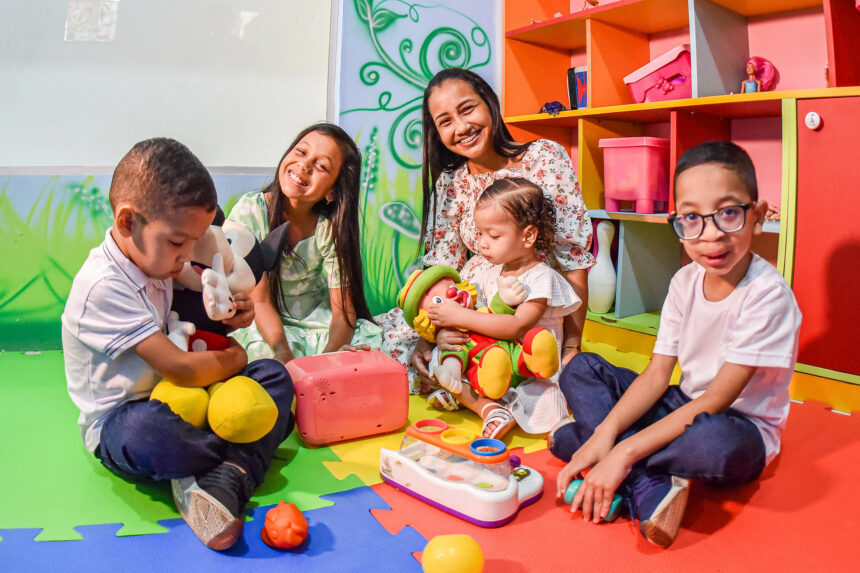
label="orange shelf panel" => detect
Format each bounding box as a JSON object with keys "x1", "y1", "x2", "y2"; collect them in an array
[
  {"x1": 503, "y1": 39, "x2": 571, "y2": 117},
  {"x1": 587, "y1": 19, "x2": 650, "y2": 108},
  {"x1": 506, "y1": 0, "x2": 689, "y2": 50},
  {"x1": 503, "y1": 0, "x2": 569, "y2": 33}
]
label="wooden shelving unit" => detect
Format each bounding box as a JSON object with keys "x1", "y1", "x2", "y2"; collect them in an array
[{"x1": 503, "y1": 0, "x2": 860, "y2": 383}]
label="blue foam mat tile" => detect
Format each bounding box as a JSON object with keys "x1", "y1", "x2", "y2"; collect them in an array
[{"x1": 0, "y1": 487, "x2": 426, "y2": 573}]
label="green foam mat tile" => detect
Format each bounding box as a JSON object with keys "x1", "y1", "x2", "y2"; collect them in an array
[{"x1": 0, "y1": 351, "x2": 362, "y2": 541}]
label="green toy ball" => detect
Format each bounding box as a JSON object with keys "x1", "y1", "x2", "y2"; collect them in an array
[{"x1": 422, "y1": 534, "x2": 484, "y2": 573}]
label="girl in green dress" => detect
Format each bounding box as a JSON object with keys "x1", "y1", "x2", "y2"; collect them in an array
[{"x1": 228, "y1": 123, "x2": 381, "y2": 363}]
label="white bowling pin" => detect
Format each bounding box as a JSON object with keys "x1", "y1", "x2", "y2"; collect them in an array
[{"x1": 588, "y1": 221, "x2": 617, "y2": 313}]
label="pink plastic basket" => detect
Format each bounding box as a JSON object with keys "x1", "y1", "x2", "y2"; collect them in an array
[
  {"x1": 624, "y1": 45, "x2": 692, "y2": 104},
  {"x1": 287, "y1": 350, "x2": 408, "y2": 447},
  {"x1": 599, "y1": 137, "x2": 670, "y2": 214}
]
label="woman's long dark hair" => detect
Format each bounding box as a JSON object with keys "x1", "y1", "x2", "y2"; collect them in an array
[
  {"x1": 263, "y1": 122, "x2": 373, "y2": 327},
  {"x1": 419, "y1": 67, "x2": 532, "y2": 250}
]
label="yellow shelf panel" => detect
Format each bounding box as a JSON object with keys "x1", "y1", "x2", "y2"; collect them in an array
[{"x1": 506, "y1": 87, "x2": 860, "y2": 126}]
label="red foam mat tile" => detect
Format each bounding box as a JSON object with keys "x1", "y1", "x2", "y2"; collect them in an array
[{"x1": 371, "y1": 400, "x2": 860, "y2": 572}]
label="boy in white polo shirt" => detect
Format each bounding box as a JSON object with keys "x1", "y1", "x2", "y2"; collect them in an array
[
  {"x1": 62, "y1": 137, "x2": 294, "y2": 551},
  {"x1": 549, "y1": 141, "x2": 801, "y2": 548}
]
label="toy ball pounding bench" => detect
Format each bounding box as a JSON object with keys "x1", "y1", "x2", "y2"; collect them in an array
[
  {"x1": 379, "y1": 419, "x2": 544, "y2": 527},
  {"x1": 286, "y1": 350, "x2": 409, "y2": 447}
]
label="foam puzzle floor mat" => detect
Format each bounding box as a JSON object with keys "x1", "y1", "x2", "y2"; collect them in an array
[
  {"x1": 1, "y1": 487, "x2": 427, "y2": 572},
  {"x1": 374, "y1": 399, "x2": 860, "y2": 571},
  {"x1": 0, "y1": 351, "x2": 365, "y2": 541},
  {"x1": 2, "y1": 349, "x2": 859, "y2": 572}
]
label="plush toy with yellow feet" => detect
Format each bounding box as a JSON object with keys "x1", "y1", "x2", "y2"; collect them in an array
[
  {"x1": 149, "y1": 208, "x2": 286, "y2": 443},
  {"x1": 397, "y1": 265, "x2": 559, "y2": 400},
  {"x1": 150, "y1": 375, "x2": 278, "y2": 443}
]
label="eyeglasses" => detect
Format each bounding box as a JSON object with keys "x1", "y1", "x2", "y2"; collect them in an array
[{"x1": 668, "y1": 204, "x2": 752, "y2": 240}]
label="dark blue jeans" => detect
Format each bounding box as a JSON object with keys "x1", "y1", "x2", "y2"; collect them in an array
[
  {"x1": 95, "y1": 359, "x2": 294, "y2": 487},
  {"x1": 550, "y1": 353, "x2": 766, "y2": 487}
]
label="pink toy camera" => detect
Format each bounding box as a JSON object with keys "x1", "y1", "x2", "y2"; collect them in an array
[
  {"x1": 287, "y1": 350, "x2": 409, "y2": 447},
  {"x1": 624, "y1": 44, "x2": 692, "y2": 104}
]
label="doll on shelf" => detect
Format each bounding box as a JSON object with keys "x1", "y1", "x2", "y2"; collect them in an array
[{"x1": 741, "y1": 56, "x2": 777, "y2": 94}]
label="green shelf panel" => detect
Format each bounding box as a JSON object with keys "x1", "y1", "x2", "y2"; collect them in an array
[{"x1": 586, "y1": 310, "x2": 662, "y2": 336}]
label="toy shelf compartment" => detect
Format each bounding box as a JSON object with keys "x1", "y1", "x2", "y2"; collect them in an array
[
  {"x1": 503, "y1": 0, "x2": 858, "y2": 120},
  {"x1": 504, "y1": 0, "x2": 860, "y2": 368}
]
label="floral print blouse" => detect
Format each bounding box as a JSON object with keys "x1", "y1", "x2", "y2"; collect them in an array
[{"x1": 422, "y1": 139, "x2": 594, "y2": 273}]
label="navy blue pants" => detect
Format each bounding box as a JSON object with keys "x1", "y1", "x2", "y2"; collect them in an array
[
  {"x1": 95, "y1": 359, "x2": 294, "y2": 487},
  {"x1": 551, "y1": 353, "x2": 766, "y2": 487}
]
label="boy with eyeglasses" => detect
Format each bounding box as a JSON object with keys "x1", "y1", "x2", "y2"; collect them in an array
[{"x1": 549, "y1": 141, "x2": 801, "y2": 547}]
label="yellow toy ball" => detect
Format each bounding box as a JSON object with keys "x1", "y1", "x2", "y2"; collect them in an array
[
  {"x1": 149, "y1": 381, "x2": 209, "y2": 428},
  {"x1": 207, "y1": 376, "x2": 277, "y2": 443},
  {"x1": 422, "y1": 534, "x2": 484, "y2": 573}
]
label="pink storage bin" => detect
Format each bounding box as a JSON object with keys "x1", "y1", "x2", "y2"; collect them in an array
[
  {"x1": 287, "y1": 350, "x2": 408, "y2": 447},
  {"x1": 599, "y1": 137, "x2": 670, "y2": 214},
  {"x1": 624, "y1": 45, "x2": 692, "y2": 104}
]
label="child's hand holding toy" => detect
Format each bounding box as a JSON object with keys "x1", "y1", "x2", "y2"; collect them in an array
[
  {"x1": 556, "y1": 428, "x2": 628, "y2": 522},
  {"x1": 220, "y1": 291, "x2": 255, "y2": 331},
  {"x1": 397, "y1": 265, "x2": 559, "y2": 400}
]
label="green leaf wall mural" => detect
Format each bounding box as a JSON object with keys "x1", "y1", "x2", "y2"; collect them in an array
[
  {"x1": 338, "y1": 0, "x2": 500, "y2": 314},
  {"x1": 0, "y1": 175, "x2": 269, "y2": 350}
]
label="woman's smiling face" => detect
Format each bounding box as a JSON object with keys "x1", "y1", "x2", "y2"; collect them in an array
[{"x1": 427, "y1": 78, "x2": 494, "y2": 162}]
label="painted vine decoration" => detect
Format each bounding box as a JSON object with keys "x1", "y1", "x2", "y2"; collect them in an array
[{"x1": 346, "y1": 0, "x2": 491, "y2": 169}]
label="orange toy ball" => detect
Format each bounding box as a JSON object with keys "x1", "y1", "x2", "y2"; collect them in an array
[{"x1": 261, "y1": 501, "x2": 309, "y2": 550}]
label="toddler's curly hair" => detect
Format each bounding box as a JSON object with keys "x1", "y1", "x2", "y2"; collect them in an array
[{"x1": 475, "y1": 177, "x2": 556, "y2": 255}]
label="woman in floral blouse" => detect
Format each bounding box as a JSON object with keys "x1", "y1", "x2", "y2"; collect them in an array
[{"x1": 378, "y1": 68, "x2": 594, "y2": 424}]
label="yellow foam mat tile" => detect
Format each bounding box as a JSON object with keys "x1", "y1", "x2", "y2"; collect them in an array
[
  {"x1": 582, "y1": 338, "x2": 682, "y2": 385},
  {"x1": 322, "y1": 395, "x2": 549, "y2": 485}
]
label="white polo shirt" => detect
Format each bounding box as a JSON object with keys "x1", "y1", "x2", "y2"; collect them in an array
[
  {"x1": 62, "y1": 229, "x2": 172, "y2": 453},
  {"x1": 653, "y1": 254, "x2": 802, "y2": 464}
]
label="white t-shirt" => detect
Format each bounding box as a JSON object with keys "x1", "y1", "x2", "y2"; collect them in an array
[
  {"x1": 475, "y1": 261, "x2": 581, "y2": 347},
  {"x1": 471, "y1": 261, "x2": 581, "y2": 433},
  {"x1": 61, "y1": 229, "x2": 172, "y2": 453},
  {"x1": 653, "y1": 254, "x2": 802, "y2": 464}
]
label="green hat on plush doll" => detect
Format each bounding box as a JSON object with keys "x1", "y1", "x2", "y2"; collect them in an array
[{"x1": 396, "y1": 265, "x2": 461, "y2": 326}]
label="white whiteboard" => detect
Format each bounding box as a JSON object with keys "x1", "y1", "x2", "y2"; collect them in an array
[{"x1": 0, "y1": 0, "x2": 332, "y2": 168}]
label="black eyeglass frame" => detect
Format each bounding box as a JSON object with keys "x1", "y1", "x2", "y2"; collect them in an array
[{"x1": 668, "y1": 203, "x2": 753, "y2": 240}]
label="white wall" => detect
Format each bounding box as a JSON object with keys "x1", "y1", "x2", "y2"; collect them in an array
[{"x1": 0, "y1": 0, "x2": 332, "y2": 168}]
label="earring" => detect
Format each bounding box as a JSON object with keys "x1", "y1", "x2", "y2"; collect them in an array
[{"x1": 754, "y1": 222, "x2": 763, "y2": 232}]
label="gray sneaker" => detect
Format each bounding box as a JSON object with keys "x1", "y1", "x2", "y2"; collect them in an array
[{"x1": 171, "y1": 463, "x2": 254, "y2": 550}]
